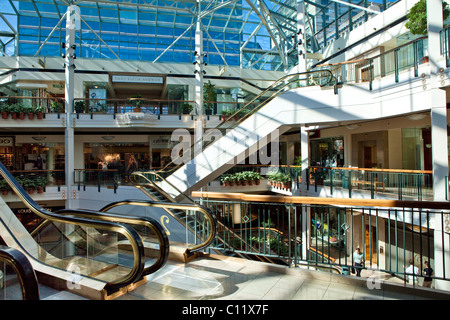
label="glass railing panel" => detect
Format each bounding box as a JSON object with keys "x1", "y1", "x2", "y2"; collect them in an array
[
  {"x1": 0, "y1": 260, "x2": 23, "y2": 299},
  {"x1": 31, "y1": 220, "x2": 137, "y2": 283}
]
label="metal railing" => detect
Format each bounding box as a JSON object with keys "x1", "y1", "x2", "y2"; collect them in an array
[
  {"x1": 314, "y1": 36, "x2": 428, "y2": 89},
  {"x1": 0, "y1": 96, "x2": 65, "y2": 116},
  {"x1": 193, "y1": 191, "x2": 450, "y2": 288},
  {"x1": 307, "y1": 166, "x2": 433, "y2": 200},
  {"x1": 72, "y1": 98, "x2": 197, "y2": 115}
]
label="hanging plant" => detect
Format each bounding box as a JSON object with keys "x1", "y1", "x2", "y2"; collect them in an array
[{"x1": 405, "y1": 0, "x2": 450, "y2": 35}]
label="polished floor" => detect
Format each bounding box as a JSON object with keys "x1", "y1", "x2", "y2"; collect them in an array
[{"x1": 41, "y1": 255, "x2": 449, "y2": 301}]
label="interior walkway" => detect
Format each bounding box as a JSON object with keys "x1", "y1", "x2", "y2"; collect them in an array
[{"x1": 41, "y1": 254, "x2": 450, "y2": 301}]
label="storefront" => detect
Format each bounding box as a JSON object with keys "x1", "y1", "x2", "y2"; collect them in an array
[
  {"x1": 84, "y1": 142, "x2": 150, "y2": 173},
  {"x1": 310, "y1": 136, "x2": 344, "y2": 167}
]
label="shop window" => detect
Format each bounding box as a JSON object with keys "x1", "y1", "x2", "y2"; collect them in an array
[{"x1": 84, "y1": 143, "x2": 150, "y2": 173}]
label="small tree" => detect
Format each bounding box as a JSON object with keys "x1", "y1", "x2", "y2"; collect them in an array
[{"x1": 405, "y1": 0, "x2": 450, "y2": 35}]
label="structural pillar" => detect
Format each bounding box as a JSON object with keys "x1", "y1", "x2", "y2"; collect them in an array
[
  {"x1": 296, "y1": 1, "x2": 307, "y2": 73},
  {"x1": 427, "y1": 0, "x2": 450, "y2": 291},
  {"x1": 194, "y1": 0, "x2": 204, "y2": 158},
  {"x1": 64, "y1": 5, "x2": 78, "y2": 209}
]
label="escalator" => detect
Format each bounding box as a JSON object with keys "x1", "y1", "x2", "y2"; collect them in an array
[
  {"x1": 156, "y1": 70, "x2": 336, "y2": 196},
  {"x1": 119, "y1": 71, "x2": 336, "y2": 265},
  {"x1": 103, "y1": 171, "x2": 217, "y2": 262},
  {"x1": 0, "y1": 245, "x2": 40, "y2": 300},
  {"x1": 122, "y1": 171, "x2": 281, "y2": 264},
  {"x1": 0, "y1": 161, "x2": 169, "y2": 300}
]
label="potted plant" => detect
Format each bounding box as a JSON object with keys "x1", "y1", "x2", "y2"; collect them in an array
[
  {"x1": 74, "y1": 100, "x2": 86, "y2": 113},
  {"x1": 0, "y1": 104, "x2": 9, "y2": 119},
  {"x1": 50, "y1": 101, "x2": 63, "y2": 113},
  {"x1": 0, "y1": 179, "x2": 10, "y2": 195},
  {"x1": 24, "y1": 105, "x2": 35, "y2": 120},
  {"x1": 249, "y1": 171, "x2": 261, "y2": 185},
  {"x1": 35, "y1": 176, "x2": 48, "y2": 193},
  {"x1": 220, "y1": 109, "x2": 231, "y2": 121},
  {"x1": 220, "y1": 174, "x2": 230, "y2": 187},
  {"x1": 228, "y1": 174, "x2": 236, "y2": 186},
  {"x1": 34, "y1": 105, "x2": 45, "y2": 119},
  {"x1": 9, "y1": 103, "x2": 22, "y2": 119},
  {"x1": 203, "y1": 81, "x2": 217, "y2": 115},
  {"x1": 130, "y1": 94, "x2": 143, "y2": 112},
  {"x1": 181, "y1": 103, "x2": 193, "y2": 115}
]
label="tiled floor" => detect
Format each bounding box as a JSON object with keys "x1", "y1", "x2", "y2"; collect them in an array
[
  {"x1": 39, "y1": 255, "x2": 449, "y2": 301},
  {"x1": 103, "y1": 256, "x2": 446, "y2": 301}
]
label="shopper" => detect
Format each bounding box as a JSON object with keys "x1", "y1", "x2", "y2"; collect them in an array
[
  {"x1": 353, "y1": 247, "x2": 364, "y2": 277},
  {"x1": 405, "y1": 259, "x2": 419, "y2": 285},
  {"x1": 422, "y1": 261, "x2": 433, "y2": 288}
]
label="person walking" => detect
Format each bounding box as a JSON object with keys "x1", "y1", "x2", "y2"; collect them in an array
[
  {"x1": 405, "y1": 259, "x2": 419, "y2": 285},
  {"x1": 353, "y1": 247, "x2": 364, "y2": 277},
  {"x1": 422, "y1": 261, "x2": 433, "y2": 288}
]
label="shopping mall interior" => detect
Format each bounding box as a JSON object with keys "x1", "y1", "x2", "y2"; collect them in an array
[{"x1": 0, "y1": 0, "x2": 449, "y2": 305}]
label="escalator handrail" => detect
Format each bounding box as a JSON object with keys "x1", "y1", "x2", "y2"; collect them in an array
[
  {"x1": 0, "y1": 161, "x2": 146, "y2": 293},
  {"x1": 54, "y1": 208, "x2": 169, "y2": 276},
  {"x1": 154, "y1": 69, "x2": 335, "y2": 176},
  {"x1": 0, "y1": 245, "x2": 40, "y2": 300},
  {"x1": 100, "y1": 199, "x2": 217, "y2": 255}
]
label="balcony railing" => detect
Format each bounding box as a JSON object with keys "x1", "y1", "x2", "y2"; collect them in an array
[
  {"x1": 72, "y1": 98, "x2": 197, "y2": 115},
  {"x1": 0, "y1": 96, "x2": 65, "y2": 118},
  {"x1": 314, "y1": 36, "x2": 428, "y2": 89},
  {"x1": 193, "y1": 191, "x2": 450, "y2": 288},
  {"x1": 307, "y1": 166, "x2": 433, "y2": 201}
]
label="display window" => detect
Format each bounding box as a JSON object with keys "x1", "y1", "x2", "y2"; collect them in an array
[{"x1": 84, "y1": 143, "x2": 150, "y2": 173}]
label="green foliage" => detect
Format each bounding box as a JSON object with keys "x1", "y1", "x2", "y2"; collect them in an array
[
  {"x1": 220, "y1": 171, "x2": 261, "y2": 184},
  {"x1": 405, "y1": 0, "x2": 450, "y2": 35},
  {"x1": 74, "y1": 100, "x2": 86, "y2": 113},
  {"x1": 50, "y1": 101, "x2": 63, "y2": 113},
  {"x1": 181, "y1": 103, "x2": 193, "y2": 114},
  {"x1": 203, "y1": 81, "x2": 217, "y2": 110}
]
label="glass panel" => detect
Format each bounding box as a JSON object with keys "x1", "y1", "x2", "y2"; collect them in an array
[{"x1": 0, "y1": 261, "x2": 23, "y2": 300}]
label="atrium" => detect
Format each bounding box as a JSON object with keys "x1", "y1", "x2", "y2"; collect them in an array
[{"x1": 0, "y1": 0, "x2": 449, "y2": 302}]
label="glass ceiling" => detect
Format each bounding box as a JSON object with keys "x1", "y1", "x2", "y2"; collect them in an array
[{"x1": 0, "y1": 0, "x2": 397, "y2": 71}]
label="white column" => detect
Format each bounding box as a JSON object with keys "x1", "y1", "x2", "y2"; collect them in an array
[
  {"x1": 64, "y1": 5, "x2": 78, "y2": 209},
  {"x1": 428, "y1": 0, "x2": 450, "y2": 291},
  {"x1": 300, "y1": 126, "x2": 309, "y2": 195},
  {"x1": 194, "y1": 0, "x2": 204, "y2": 158},
  {"x1": 296, "y1": 1, "x2": 307, "y2": 73}
]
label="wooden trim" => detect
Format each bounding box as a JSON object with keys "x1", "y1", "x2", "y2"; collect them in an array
[
  {"x1": 191, "y1": 191, "x2": 450, "y2": 210},
  {"x1": 309, "y1": 166, "x2": 433, "y2": 174}
]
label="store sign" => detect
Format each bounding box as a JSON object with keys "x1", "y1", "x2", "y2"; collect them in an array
[
  {"x1": 151, "y1": 136, "x2": 176, "y2": 148},
  {"x1": 0, "y1": 137, "x2": 13, "y2": 146},
  {"x1": 112, "y1": 75, "x2": 164, "y2": 84}
]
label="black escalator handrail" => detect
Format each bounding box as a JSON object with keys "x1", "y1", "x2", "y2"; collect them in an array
[
  {"x1": 155, "y1": 69, "x2": 335, "y2": 175},
  {"x1": 100, "y1": 199, "x2": 217, "y2": 255},
  {"x1": 0, "y1": 245, "x2": 40, "y2": 300},
  {"x1": 0, "y1": 161, "x2": 145, "y2": 294},
  {"x1": 54, "y1": 208, "x2": 169, "y2": 276}
]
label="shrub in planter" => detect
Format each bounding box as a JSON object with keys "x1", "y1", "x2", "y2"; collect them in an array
[
  {"x1": 0, "y1": 104, "x2": 9, "y2": 119},
  {"x1": 220, "y1": 174, "x2": 230, "y2": 187},
  {"x1": 34, "y1": 105, "x2": 45, "y2": 119},
  {"x1": 181, "y1": 103, "x2": 193, "y2": 115},
  {"x1": 0, "y1": 179, "x2": 10, "y2": 195},
  {"x1": 35, "y1": 176, "x2": 48, "y2": 193}
]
